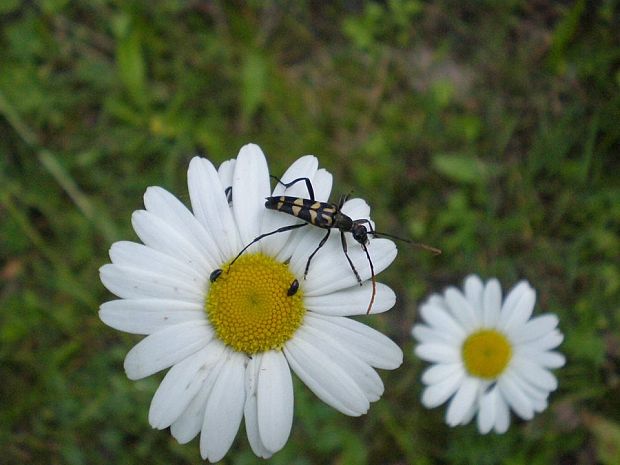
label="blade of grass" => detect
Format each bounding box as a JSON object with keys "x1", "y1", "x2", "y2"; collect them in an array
[
  {"x1": 1, "y1": 190, "x2": 96, "y2": 308},
  {"x1": 0, "y1": 89, "x2": 118, "y2": 242},
  {"x1": 37, "y1": 150, "x2": 117, "y2": 242}
]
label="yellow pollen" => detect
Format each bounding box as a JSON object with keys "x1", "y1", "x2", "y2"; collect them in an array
[
  {"x1": 461, "y1": 329, "x2": 513, "y2": 380},
  {"x1": 206, "y1": 253, "x2": 305, "y2": 354}
]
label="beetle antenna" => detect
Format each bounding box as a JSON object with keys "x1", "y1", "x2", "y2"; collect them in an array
[
  {"x1": 371, "y1": 230, "x2": 442, "y2": 255},
  {"x1": 362, "y1": 244, "x2": 377, "y2": 314},
  {"x1": 409, "y1": 241, "x2": 442, "y2": 255}
]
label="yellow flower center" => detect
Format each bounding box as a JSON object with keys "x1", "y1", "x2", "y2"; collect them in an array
[
  {"x1": 206, "y1": 253, "x2": 305, "y2": 354},
  {"x1": 461, "y1": 329, "x2": 513, "y2": 380}
]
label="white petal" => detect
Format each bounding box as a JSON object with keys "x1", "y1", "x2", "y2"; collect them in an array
[
  {"x1": 533, "y1": 397, "x2": 549, "y2": 413},
  {"x1": 499, "y1": 281, "x2": 532, "y2": 328},
  {"x1": 415, "y1": 343, "x2": 460, "y2": 364},
  {"x1": 458, "y1": 395, "x2": 479, "y2": 426},
  {"x1": 271, "y1": 157, "x2": 320, "y2": 198},
  {"x1": 187, "y1": 157, "x2": 242, "y2": 260},
  {"x1": 244, "y1": 356, "x2": 273, "y2": 458},
  {"x1": 497, "y1": 373, "x2": 534, "y2": 420},
  {"x1": 218, "y1": 159, "x2": 236, "y2": 189},
  {"x1": 445, "y1": 287, "x2": 479, "y2": 332},
  {"x1": 311, "y1": 169, "x2": 333, "y2": 202},
  {"x1": 421, "y1": 370, "x2": 465, "y2": 408},
  {"x1": 109, "y1": 241, "x2": 206, "y2": 289},
  {"x1": 446, "y1": 377, "x2": 479, "y2": 426},
  {"x1": 303, "y1": 313, "x2": 402, "y2": 370},
  {"x1": 123, "y1": 321, "x2": 213, "y2": 380},
  {"x1": 200, "y1": 350, "x2": 247, "y2": 462},
  {"x1": 421, "y1": 363, "x2": 463, "y2": 385},
  {"x1": 170, "y1": 342, "x2": 228, "y2": 444},
  {"x1": 418, "y1": 301, "x2": 466, "y2": 341},
  {"x1": 482, "y1": 278, "x2": 502, "y2": 327},
  {"x1": 517, "y1": 350, "x2": 565, "y2": 369},
  {"x1": 500, "y1": 285, "x2": 536, "y2": 332},
  {"x1": 521, "y1": 329, "x2": 564, "y2": 352},
  {"x1": 286, "y1": 226, "x2": 329, "y2": 274},
  {"x1": 305, "y1": 282, "x2": 395, "y2": 316},
  {"x1": 297, "y1": 325, "x2": 384, "y2": 402},
  {"x1": 463, "y1": 274, "x2": 484, "y2": 314},
  {"x1": 511, "y1": 314, "x2": 560, "y2": 344},
  {"x1": 283, "y1": 336, "x2": 369, "y2": 416},
  {"x1": 477, "y1": 388, "x2": 497, "y2": 434},
  {"x1": 509, "y1": 370, "x2": 551, "y2": 407},
  {"x1": 131, "y1": 210, "x2": 212, "y2": 275},
  {"x1": 99, "y1": 264, "x2": 204, "y2": 303},
  {"x1": 143, "y1": 186, "x2": 222, "y2": 267},
  {"x1": 426, "y1": 294, "x2": 446, "y2": 307},
  {"x1": 232, "y1": 144, "x2": 270, "y2": 246},
  {"x1": 412, "y1": 324, "x2": 458, "y2": 345},
  {"x1": 170, "y1": 380, "x2": 211, "y2": 444},
  {"x1": 494, "y1": 390, "x2": 511, "y2": 433},
  {"x1": 510, "y1": 356, "x2": 558, "y2": 392},
  {"x1": 341, "y1": 198, "x2": 370, "y2": 219},
  {"x1": 300, "y1": 238, "x2": 397, "y2": 296},
  {"x1": 99, "y1": 299, "x2": 204, "y2": 335},
  {"x1": 149, "y1": 342, "x2": 226, "y2": 429},
  {"x1": 260, "y1": 156, "x2": 318, "y2": 257},
  {"x1": 257, "y1": 350, "x2": 294, "y2": 453}
]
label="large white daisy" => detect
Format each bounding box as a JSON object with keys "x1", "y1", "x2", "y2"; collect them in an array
[
  {"x1": 412, "y1": 274, "x2": 565, "y2": 434},
  {"x1": 99, "y1": 144, "x2": 403, "y2": 461}
]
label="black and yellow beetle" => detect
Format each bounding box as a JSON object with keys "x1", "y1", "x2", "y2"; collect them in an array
[{"x1": 211, "y1": 176, "x2": 440, "y2": 314}]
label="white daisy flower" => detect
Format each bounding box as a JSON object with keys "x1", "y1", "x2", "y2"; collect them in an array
[
  {"x1": 412, "y1": 274, "x2": 565, "y2": 434},
  {"x1": 99, "y1": 143, "x2": 403, "y2": 462}
]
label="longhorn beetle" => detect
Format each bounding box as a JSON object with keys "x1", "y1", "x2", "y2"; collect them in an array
[{"x1": 211, "y1": 176, "x2": 440, "y2": 314}]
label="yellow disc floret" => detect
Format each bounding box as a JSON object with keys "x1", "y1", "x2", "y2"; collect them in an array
[
  {"x1": 206, "y1": 253, "x2": 305, "y2": 354},
  {"x1": 461, "y1": 329, "x2": 513, "y2": 380}
]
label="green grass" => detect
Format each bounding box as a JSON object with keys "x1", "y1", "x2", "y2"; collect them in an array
[{"x1": 1, "y1": 1, "x2": 619, "y2": 464}]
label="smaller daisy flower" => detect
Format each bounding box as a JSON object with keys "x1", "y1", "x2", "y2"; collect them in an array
[{"x1": 412, "y1": 275, "x2": 565, "y2": 434}]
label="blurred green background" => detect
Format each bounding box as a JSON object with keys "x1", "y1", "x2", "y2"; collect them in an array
[{"x1": 1, "y1": 1, "x2": 619, "y2": 464}]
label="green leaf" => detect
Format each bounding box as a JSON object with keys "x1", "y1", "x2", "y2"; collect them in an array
[
  {"x1": 432, "y1": 153, "x2": 488, "y2": 184},
  {"x1": 240, "y1": 51, "x2": 267, "y2": 124},
  {"x1": 116, "y1": 27, "x2": 147, "y2": 108},
  {"x1": 548, "y1": 0, "x2": 586, "y2": 72}
]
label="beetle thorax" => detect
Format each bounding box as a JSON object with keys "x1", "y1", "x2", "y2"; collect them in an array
[{"x1": 333, "y1": 211, "x2": 353, "y2": 230}]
